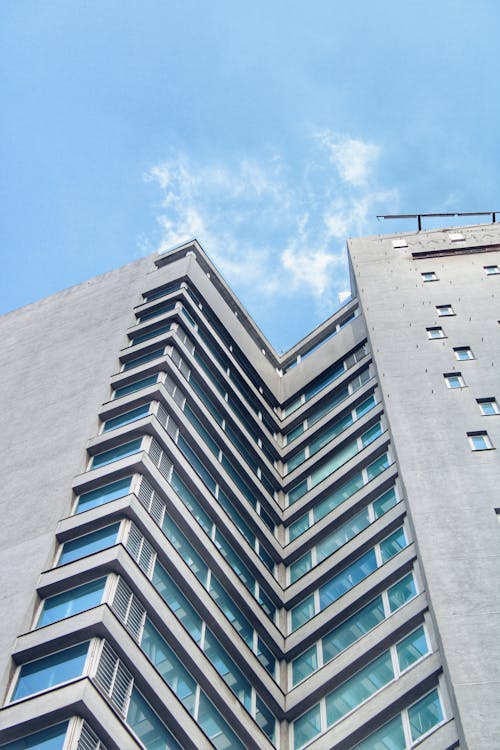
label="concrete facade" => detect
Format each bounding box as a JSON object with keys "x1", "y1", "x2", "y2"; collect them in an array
[{"x1": 0, "y1": 226, "x2": 496, "y2": 749}]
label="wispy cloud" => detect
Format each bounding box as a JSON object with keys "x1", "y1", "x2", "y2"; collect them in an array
[{"x1": 144, "y1": 131, "x2": 398, "y2": 334}]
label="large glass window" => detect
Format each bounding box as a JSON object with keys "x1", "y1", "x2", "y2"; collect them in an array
[
  {"x1": 113, "y1": 374, "x2": 158, "y2": 399},
  {"x1": 352, "y1": 716, "x2": 405, "y2": 750},
  {"x1": 408, "y1": 689, "x2": 444, "y2": 741},
  {"x1": 37, "y1": 578, "x2": 107, "y2": 627},
  {"x1": 75, "y1": 476, "x2": 132, "y2": 513},
  {"x1": 102, "y1": 404, "x2": 150, "y2": 432},
  {"x1": 12, "y1": 643, "x2": 89, "y2": 701},
  {"x1": 57, "y1": 523, "x2": 120, "y2": 566},
  {"x1": 126, "y1": 687, "x2": 182, "y2": 750},
  {"x1": 90, "y1": 438, "x2": 143, "y2": 468},
  {"x1": 0, "y1": 723, "x2": 69, "y2": 750}
]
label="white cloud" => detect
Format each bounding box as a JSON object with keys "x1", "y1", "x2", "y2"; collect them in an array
[
  {"x1": 144, "y1": 131, "x2": 398, "y2": 334},
  {"x1": 315, "y1": 131, "x2": 381, "y2": 187}
]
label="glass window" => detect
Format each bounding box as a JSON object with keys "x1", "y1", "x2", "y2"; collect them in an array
[
  {"x1": 289, "y1": 552, "x2": 313, "y2": 583},
  {"x1": 58, "y1": 523, "x2": 120, "y2": 566},
  {"x1": 102, "y1": 404, "x2": 150, "y2": 431},
  {"x1": 127, "y1": 687, "x2": 182, "y2": 750},
  {"x1": 143, "y1": 281, "x2": 181, "y2": 302},
  {"x1": 426, "y1": 326, "x2": 445, "y2": 339},
  {"x1": 130, "y1": 323, "x2": 171, "y2": 345},
  {"x1": 197, "y1": 691, "x2": 245, "y2": 750},
  {"x1": 140, "y1": 618, "x2": 196, "y2": 714},
  {"x1": 137, "y1": 301, "x2": 175, "y2": 322},
  {"x1": 0, "y1": 723, "x2": 69, "y2": 750},
  {"x1": 351, "y1": 715, "x2": 405, "y2": 750},
  {"x1": 153, "y1": 561, "x2": 203, "y2": 643},
  {"x1": 256, "y1": 695, "x2": 276, "y2": 743},
  {"x1": 113, "y1": 375, "x2": 157, "y2": 398},
  {"x1": 292, "y1": 646, "x2": 318, "y2": 685},
  {"x1": 310, "y1": 439, "x2": 358, "y2": 488},
  {"x1": 444, "y1": 372, "x2": 465, "y2": 389},
  {"x1": 76, "y1": 476, "x2": 132, "y2": 513},
  {"x1": 436, "y1": 304, "x2": 454, "y2": 316},
  {"x1": 12, "y1": 642, "x2": 89, "y2": 701},
  {"x1": 325, "y1": 651, "x2": 394, "y2": 725},
  {"x1": 388, "y1": 573, "x2": 417, "y2": 612},
  {"x1": 454, "y1": 346, "x2": 474, "y2": 361},
  {"x1": 373, "y1": 487, "x2": 397, "y2": 517},
  {"x1": 379, "y1": 528, "x2": 407, "y2": 562},
  {"x1": 319, "y1": 549, "x2": 377, "y2": 610},
  {"x1": 293, "y1": 704, "x2": 321, "y2": 750},
  {"x1": 477, "y1": 398, "x2": 499, "y2": 415},
  {"x1": 123, "y1": 347, "x2": 164, "y2": 370},
  {"x1": 37, "y1": 578, "x2": 107, "y2": 627},
  {"x1": 203, "y1": 629, "x2": 251, "y2": 710},
  {"x1": 397, "y1": 626, "x2": 428, "y2": 671},
  {"x1": 467, "y1": 431, "x2": 493, "y2": 451},
  {"x1": 408, "y1": 689, "x2": 444, "y2": 741},
  {"x1": 484, "y1": 264, "x2": 500, "y2": 275},
  {"x1": 361, "y1": 421, "x2": 382, "y2": 446},
  {"x1": 321, "y1": 596, "x2": 385, "y2": 665},
  {"x1": 90, "y1": 438, "x2": 142, "y2": 468},
  {"x1": 422, "y1": 271, "x2": 438, "y2": 281},
  {"x1": 366, "y1": 452, "x2": 390, "y2": 480},
  {"x1": 291, "y1": 595, "x2": 315, "y2": 631}
]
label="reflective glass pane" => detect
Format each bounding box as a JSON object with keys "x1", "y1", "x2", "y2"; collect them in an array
[
  {"x1": 311, "y1": 440, "x2": 358, "y2": 488},
  {"x1": 127, "y1": 687, "x2": 182, "y2": 750},
  {"x1": 288, "y1": 479, "x2": 308, "y2": 504},
  {"x1": 397, "y1": 626, "x2": 428, "y2": 672},
  {"x1": 113, "y1": 375, "x2": 157, "y2": 398},
  {"x1": 58, "y1": 523, "x2": 120, "y2": 566},
  {"x1": 289, "y1": 552, "x2": 312, "y2": 583},
  {"x1": 362, "y1": 422, "x2": 382, "y2": 447},
  {"x1": 316, "y1": 507, "x2": 370, "y2": 563},
  {"x1": 291, "y1": 595, "x2": 315, "y2": 630},
  {"x1": 256, "y1": 695, "x2": 276, "y2": 743},
  {"x1": 319, "y1": 549, "x2": 377, "y2": 610},
  {"x1": 76, "y1": 477, "x2": 132, "y2": 513},
  {"x1": 408, "y1": 689, "x2": 443, "y2": 741},
  {"x1": 379, "y1": 528, "x2": 406, "y2": 562},
  {"x1": 388, "y1": 573, "x2": 417, "y2": 612},
  {"x1": 103, "y1": 404, "x2": 150, "y2": 431},
  {"x1": 352, "y1": 715, "x2": 405, "y2": 750},
  {"x1": 209, "y1": 577, "x2": 253, "y2": 647},
  {"x1": 152, "y1": 562, "x2": 202, "y2": 643},
  {"x1": 91, "y1": 439, "x2": 142, "y2": 468},
  {"x1": 1, "y1": 722, "x2": 69, "y2": 750},
  {"x1": 292, "y1": 646, "x2": 318, "y2": 685},
  {"x1": 197, "y1": 691, "x2": 245, "y2": 750},
  {"x1": 322, "y1": 596, "x2": 385, "y2": 663},
  {"x1": 203, "y1": 630, "x2": 251, "y2": 710},
  {"x1": 373, "y1": 488, "x2": 397, "y2": 518},
  {"x1": 288, "y1": 514, "x2": 310, "y2": 542},
  {"x1": 123, "y1": 347, "x2": 164, "y2": 370},
  {"x1": 38, "y1": 578, "x2": 106, "y2": 627},
  {"x1": 314, "y1": 471, "x2": 364, "y2": 522},
  {"x1": 13, "y1": 642, "x2": 89, "y2": 701},
  {"x1": 141, "y1": 619, "x2": 196, "y2": 713},
  {"x1": 326, "y1": 651, "x2": 394, "y2": 725},
  {"x1": 293, "y1": 704, "x2": 321, "y2": 749}
]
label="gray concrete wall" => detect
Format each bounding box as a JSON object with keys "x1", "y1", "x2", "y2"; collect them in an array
[
  {"x1": 0, "y1": 255, "x2": 156, "y2": 697},
  {"x1": 348, "y1": 224, "x2": 500, "y2": 749}
]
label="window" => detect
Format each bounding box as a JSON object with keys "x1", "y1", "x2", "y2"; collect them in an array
[
  {"x1": 484, "y1": 264, "x2": 500, "y2": 275},
  {"x1": 467, "y1": 431, "x2": 493, "y2": 451},
  {"x1": 408, "y1": 688, "x2": 444, "y2": 741},
  {"x1": 426, "y1": 326, "x2": 445, "y2": 339},
  {"x1": 102, "y1": 403, "x2": 150, "y2": 432},
  {"x1": 436, "y1": 304, "x2": 454, "y2": 316},
  {"x1": 37, "y1": 578, "x2": 107, "y2": 627},
  {"x1": 11, "y1": 642, "x2": 90, "y2": 701},
  {"x1": 0, "y1": 722, "x2": 69, "y2": 749},
  {"x1": 90, "y1": 438, "x2": 143, "y2": 468},
  {"x1": 444, "y1": 372, "x2": 465, "y2": 389},
  {"x1": 477, "y1": 398, "x2": 499, "y2": 416},
  {"x1": 421, "y1": 271, "x2": 438, "y2": 281},
  {"x1": 75, "y1": 476, "x2": 132, "y2": 514},
  {"x1": 454, "y1": 346, "x2": 474, "y2": 361},
  {"x1": 57, "y1": 523, "x2": 121, "y2": 566}
]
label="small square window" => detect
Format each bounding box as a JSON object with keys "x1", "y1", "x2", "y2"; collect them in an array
[
  {"x1": 444, "y1": 372, "x2": 465, "y2": 389},
  {"x1": 436, "y1": 305, "x2": 454, "y2": 316},
  {"x1": 449, "y1": 232, "x2": 465, "y2": 242},
  {"x1": 392, "y1": 238, "x2": 408, "y2": 248},
  {"x1": 426, "y1": 327, "x2": 445, "y2": 339},
  {"x1": 477, "y1": 398, "x2": 499, "y2": 416},
  {"x1": 422, "y1": 272, "x2": 438, "y2": 282},
  {"x1": 467, "y1": 431, "x2": 493, "y2": 451},
  {"x1": 454, "y1": 346, "x2": 474, "y2": 361},
  {"x1": 484, "y1": 265, "x2": 500, "y2": 275}
]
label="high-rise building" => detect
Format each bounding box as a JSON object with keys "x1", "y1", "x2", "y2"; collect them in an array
[{"x1": 0, "y1": 222, "x2": 498, "y2": 750}]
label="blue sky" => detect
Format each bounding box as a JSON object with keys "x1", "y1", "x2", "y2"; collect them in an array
[{"x1": 1, "y1": 0, "x2": 499, "y2": 350}]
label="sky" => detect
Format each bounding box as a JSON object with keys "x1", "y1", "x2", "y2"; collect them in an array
[{"x1": 1, "y1": 0, "x2": 499, "y2": 351}]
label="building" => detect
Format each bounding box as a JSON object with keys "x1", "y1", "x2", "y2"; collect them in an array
[{"x1": 0, "y1": 222, "x2": 498, "y2": 750}]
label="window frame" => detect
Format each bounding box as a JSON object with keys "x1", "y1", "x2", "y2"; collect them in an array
[
  {"x1": 444, "y1": 372, "x2": 465, "y2": 389},
  {"x1": 436, "y1": 304, "x2": 454, "y2": 317},
  {"x1": 477, "y1": 398, "x2": 500, "y2": 416},
  {"x1": 453, "y1": 346, "x2": 474, "y2": 361},
  {"x1": 484, "y1": 264, "x2": 500, "y2": 275},
  {"x1": 421, "y1": 271, "x2": 438, "y2": 282},
  {"x1": 467, "y1": 431, "x2": 494, "y2": 451},
  {"x1": 426, "y1": 327, "x2": 445, "y2": 340}
]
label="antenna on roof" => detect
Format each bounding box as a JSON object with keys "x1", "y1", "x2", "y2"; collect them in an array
[{"x1": 376, "y1": 211, "x2": 499, "y2": 231}]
